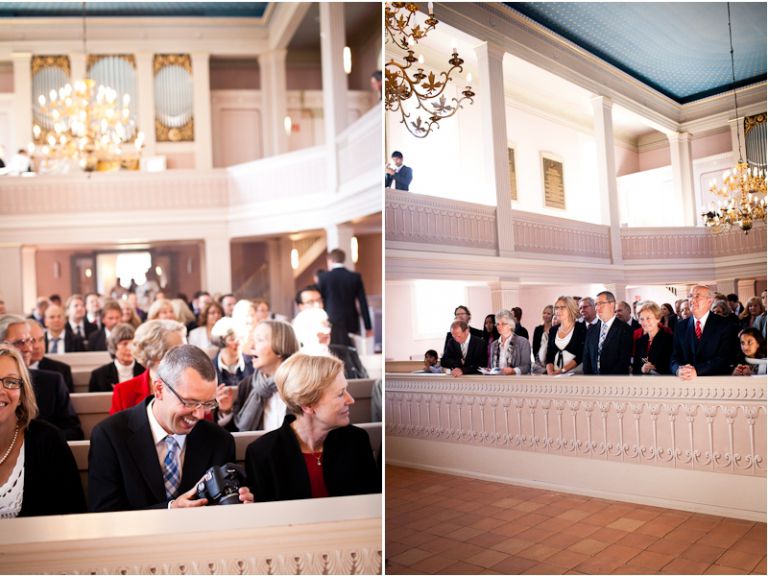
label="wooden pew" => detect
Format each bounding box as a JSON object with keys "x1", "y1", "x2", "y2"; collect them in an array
[
  {"x1": 69, "y1": 422, "x2": 382, "y2": 502},
  {"x1": 385, "y1": 360, "x2": 424, "y2": 373},
  {"x1": 69, "y1": 378, "x2": 378, "y2": 440},
  {"x1": 47, "y1": 351, "x2": 112, "y2": 393},
  {"x1": 69, "y1": 392, "x2": 112, "y2": 439}
]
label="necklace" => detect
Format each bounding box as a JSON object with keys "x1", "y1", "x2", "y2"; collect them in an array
[
  {"x1": 312, "y1": 450, "x2": 323, "y2": 467},
  {"x1": 0, "y1": 425, "x2": 19, "y2": 466}
]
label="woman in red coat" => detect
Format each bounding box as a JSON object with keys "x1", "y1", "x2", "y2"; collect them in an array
[{"x1": 109, "y1": 319, "x2": 187, "y2": 414}]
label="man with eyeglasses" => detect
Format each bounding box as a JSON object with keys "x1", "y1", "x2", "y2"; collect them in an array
[
  {"x1": 89, "y1": 344, "x2": 254, "y2": 511},
  {"x1": 671, "y1": 285, "x2": 738, "y2": 380},
  {"x1": 0, "y1": 314, "x2": 83, "y2": 440},
  {"x1": 582, "y1": 291, "x2": 633, "y2": 375}
]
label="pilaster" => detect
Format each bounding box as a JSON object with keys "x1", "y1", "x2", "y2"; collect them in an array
[
  {"x1": 135, "y1": 53, "x2": 157, "y2": 157},
  {"x1": 203, "y1": 234, "x2": 231, "y2": 300},
  {"x1": 319, "y1": 2, "x2": 348, "y2": 193},
  {"x1": 268, "y1": 238, "x2": 295, "y2": 317},
  {"x1": 191, "y1": 52, "x2": 213, "y2": 170},
  {"x1": 591, "y1": 95, "x2": 622, "y2": 265},
  {"x1": 489, "y1": 280, "x2": 520, "y2": 312},
  {"x1": 325, "y1": 224, "x2": 355, "y2": 271},
  {"x1": 258, "y1": 49, "x2": 289, "y2": 157},
  {"x1": 12, "y1": 52, "x2": 32, "y2": 153},
  {"x1": 476, "y1": 41, "x2": 515, "y2": 257},
  {"x1": 668, "y1": 132, "x2": 696, "y2": 226},
  {"x1": 0, "y1": 245, "x2": 24, "y2": 314}
]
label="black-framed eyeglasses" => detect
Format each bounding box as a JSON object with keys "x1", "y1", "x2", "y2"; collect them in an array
[
  {"x1": 0, "y1": 377, "x2": 23, "y2": 390},
  {"x1": 160, "y1": 378, "x2": 218, "y2": 411}
]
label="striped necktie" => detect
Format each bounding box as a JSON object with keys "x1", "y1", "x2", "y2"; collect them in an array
[
  {"x1": 597, "y1": 322, "x2": 609, "y2": 371},
  {"x1": 695, "y1": 320, "x2": 702, "y2": 341}
]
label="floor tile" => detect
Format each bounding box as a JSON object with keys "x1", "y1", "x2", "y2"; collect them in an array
[
  {"x1": 388, "y1": 547, "x2": 435, "y2": 567},
  {"x1": 522, "y1": 563, "x2": 569, "y2": 574},
  {"x1": 546, "y1": 549, "x2": 592, "y2": 570},
  {"x1": 567, "y1": 538, "x2": 611, "y2": 556},
  {"x1": 615, "y1": 531, "x2": 658, "y2": 550},
  {"x1": 606, "y1": 517, "x2": 647, "y2": 532},
  {"x1": 409, "y1": 553, "x2": 461, "y2": 575},
  {"x1": 465, "y1": 549, "x2": 510, "y2": 569},
  {"x1": 517, "y1": 543, "x2": 562, "y2": 562},
  {"x1": 490, "y1": 554, "x2": 539, "y2": 574},
  {"x1": 598, "y1": 543, "x2": 644, "y2": 564},
  {"x1": 591, "y1": 527, "x2": 631, "y2": 544},
  {"x1": 625, "y1": 550, "x2": 676, "y2": 571},
  {"x1": 715, "y1": 549, "x2": 763, "y2": 572},
  {"x1": 681, "y1": 542, "x2": 727, "y2": 564},
  {"x1": 659, "y1": 557, "x2": 711, "y2": 574}
]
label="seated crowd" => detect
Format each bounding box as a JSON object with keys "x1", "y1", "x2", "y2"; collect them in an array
[
  {"x1": 0, "y1": 281, "x2": 380, "y2": 518},
  {"x1": 431, "y1": 286, "x2": 767, "y2": 379}
]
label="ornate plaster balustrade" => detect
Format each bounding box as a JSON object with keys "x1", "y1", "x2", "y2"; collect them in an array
[
  {"x1": 0, "y1": 494, "x2": 382, "y2": 574},
  {"x1": 386, "y1": 374, "x2": 766, "y2": 519},
  {"x1": 510, "y1": 210, "x2": 611, "y2": 260},
  {"x1": 620, "y1": 224, "x2": 767, "y2": 260},
  {"x1": 385, "y1": 190, "x2": 498, "y2": 252},
  {"x1": 0, "y1": 170, "x2": 229, "y2": 215}
]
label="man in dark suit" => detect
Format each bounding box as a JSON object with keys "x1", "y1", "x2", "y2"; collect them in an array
[
  {"x1": 671, "y1": 285, "x2": 738, "y2": 379},
  {"x1": 87, "y1": 299, "x2": 122, "y2": 352},
  {"x1": 88, "y1": 345, "x2": 254, "y2": 511},
  {"x1": 582, "y1": 291, "x2": 633, "y2": 375},
  {"x1": 318, "y1": 248, "x2": 372, "y2": 347},
  {"x1": 27, "y1": 319, "x2": 74, "y2": 392},
  {"x1": 385, "y1": 150, "x2": 413, "y2": 191},
  {"x1": 44, "y1": 303, "x2": 85, "y2": 353},
  {"x1": 512, "y1": 307, "x2": 530, "y2": 340},
  {"x1": 65, "y1": 294, "x2": 98, "y2": 346},
  {"x1": 441, "y1": 320, "x2": 487, "y2": 376},
  {"x1": 442, "y1": 305, "x2": 485, "y2": 351},
  {"x1": 0, "y1": 314, "x2": 83, "y2": 439},
  {"x1": 616, "y1": 301, "x2": 641, "y2": 334}
]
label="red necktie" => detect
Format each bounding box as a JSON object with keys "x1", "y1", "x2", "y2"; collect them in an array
[{"x1": 695, "y1": 320, "x2": 702, "y2": 341}]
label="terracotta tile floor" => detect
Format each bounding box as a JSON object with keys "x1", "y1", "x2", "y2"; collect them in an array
[{"x1": 386, "y1": 466, "x2": 767, "y2": 575}]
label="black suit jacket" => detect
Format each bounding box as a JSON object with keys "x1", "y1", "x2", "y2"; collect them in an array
[
  {"x1": 29, "y1": 368, "x2": 84, "y2": 440},
  {"x1": 514, "y1": 324, "x2": 530, "y2": 340},
  {"x1": 66, "y1": 319, "x2": 98, "y2": 347},
  {"x1": 583, "y1": 319, "x2": 633, "y2": 375},
  {"x1": 19, "y1": 419, "x2": 86, "y2": 517},
  {"x1": 89, "y1": 361, "x2": 145, "y2": 392},
  {"x1": 87, "y1": 328, "x2": 108, "y2": 352},
  {"x1": 245, "y1": 414, "x2": 379, "y2": 502},
  {"x1": 385, "y1": 165, "x2": 413, "y2": 191},
  {"x1": 88, "y1": 397, "x2": 236, "y2": 512},
  {"x1": 670, "y1": 314, "x2": 738, "y2": 376},
  {"x1": 440, "y1": 333, "x2": 488, "y2": 374},
  {"x1": 632, "y1": 329, "x2": 673, "y2": 375},
  {"x1": 37, "y1": 356, "x2": 74, "y2": 392},
  {"x1": 318, "y1": 267, "x2": 372, "y2": 339},
  {"x1": 45, "y1": 330, "x2": 85, "y2": 353}
]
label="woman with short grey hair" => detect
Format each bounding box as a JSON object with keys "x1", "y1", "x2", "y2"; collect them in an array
[
  {"x1": 89, "y1": 323, "x2": 145, "y2": 392},
  {"x1": 491, "y1": 309, "x2": 532, "y2": 375}
]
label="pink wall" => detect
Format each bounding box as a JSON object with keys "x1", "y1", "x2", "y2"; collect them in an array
[
  {"x1": 35, "y1": 249, "x2": 77, "y2": 300},
  {"x1": 638, "y1": 143, "x2": 670, "y2": 171},
  {"x1": 0, "y1": 65, "x2": 13, "y2": 92},
  {"x1": 356, "y1": 233, "x2": 382, "y2": 298},
  {"x1": 210, "y1": 62, "x2": 260, "y2": 90},
  {"x1": 286, "y1": 65, "x2": 323, "y2": 90},
  {"x1": 615, "y1": 143, "x2": 639, "y2": 177},
  {"x1": 164, "y1": 152, "x2": 195, "y2": 170},
  {"x1": 692, "y1": 129, "x2": 731, "y2": 159}
]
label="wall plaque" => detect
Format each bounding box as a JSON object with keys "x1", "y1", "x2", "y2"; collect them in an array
[{"x1": 543, "y1": 156, "x2": 565, "y2": 209}]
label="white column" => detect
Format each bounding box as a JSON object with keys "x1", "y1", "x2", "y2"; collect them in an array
[
  {"x1": 668, "y1": 132, "x2": 696, "y2": 226},
  {"x1": 489, "y1": 280, "x2": 520, "y2": 313},
  {"x1": 0, "y1": 246, "x2": 24, "y2": 315},
  {"x1": 21, "y1": 246, "x2": 37, "y2": 318},
  {"x1": 737, "y1": 279, "x2": 756, "y2": 303},
  {"x1": 325, "y1": 224, "x2": 355, "y2": 271},
  {"x1": 203, "y1": 234, "x2": 231, "y2": 298},
  {"x1": 259, "y1": 49, "x2": 288, "y2": 158},
  {"x1": 135, "y1": 53, "x2": 157, "y2": 157},
  {"x1": 319, "y1": 2, "x2": 348, "y2": 194},
  {"x1": 191, "y1": 52, "x2": 213, "y2": 170},
  {"x1": 12, "y1": 52, "x2": 32, "y2": 153},
  {"x1": 604, "y1": 283, "x2": 627, "y2": 304},
  {"x1": 716, "y1": 277, "x2": 737, "y2": 296},
  {"x1": 591, "y1": 96, "x2": 622, "y2": 264},
  {"x1": 476, "y1": 42, "x2": 515, "y2": 257}
]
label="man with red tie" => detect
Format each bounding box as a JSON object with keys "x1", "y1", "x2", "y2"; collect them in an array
[{"x1": 671, "y1": 285, "x2": 738, "y2": 379}]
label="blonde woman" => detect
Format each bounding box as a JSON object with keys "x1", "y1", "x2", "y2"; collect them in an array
[
  {"x1": 545, "y1": 296, "x2": 586, "y2": 375},
  {"x1": 632, "y1": 301, "x2": 673, "y2": 375},
  {"x1": 245, "y1": 354, "x2": 379, "y2": 501},
  {"x1": 147, "y1": 298, "x2": 176, "y2": 321},
  {"x1": 0, "y1": 345, "x2": 85, "y2": 517}
]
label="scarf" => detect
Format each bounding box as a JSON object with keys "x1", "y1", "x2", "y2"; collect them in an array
[{"x1": 233, "y1": 369, "x2": 276, "y2": 432}]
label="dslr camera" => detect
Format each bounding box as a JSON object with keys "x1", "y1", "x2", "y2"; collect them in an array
[{"x1": 195, "y1": 463, "x2": 246, "y2": 505}]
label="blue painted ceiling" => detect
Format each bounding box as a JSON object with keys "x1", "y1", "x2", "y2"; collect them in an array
[
  {"x1": 0, "y1": 2, "x2": 269, "y2": 18},
  {"x1": 505, "y1": 2, "x2": 767, "y2": 103}
]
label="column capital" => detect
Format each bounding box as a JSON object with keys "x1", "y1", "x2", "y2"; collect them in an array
[
  {"x1": 591, "y1": 94, "x2": 613, "y2": 111},
  {"x1": 667, "y1": 131, "x2": 692, "y2": 143},
  {"x1": 476, "y1": 41, "x2": 506, "y2": 61}
]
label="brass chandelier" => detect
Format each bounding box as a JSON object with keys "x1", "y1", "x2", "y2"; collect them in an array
[
  {"x1": 30, "y1": 3, "x2": 144, "y2": 172},
  {"x1": 702, "y1": 3, "x2": 766, "y2": 233},
  {"x1": 384, "y1": 2, "x2": 475, "y2": 138}
]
